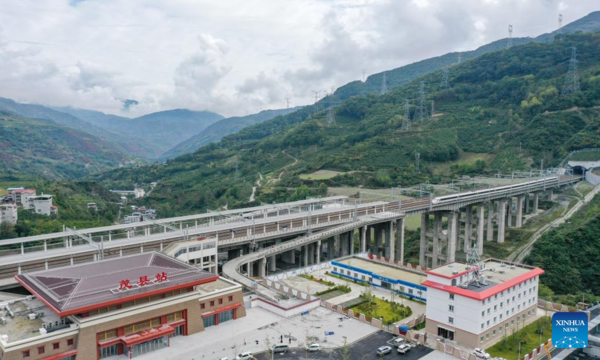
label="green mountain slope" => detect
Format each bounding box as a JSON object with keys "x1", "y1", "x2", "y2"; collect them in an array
[
  {"x1": 97, "y1": 32, "x2": 600, "y2": 216},
  {"x1": 335, "y1": 11, "x2": 600, "y2": 102},
  {"x1": 54, "y1": 107, "x2": 223, "y2": 158},
  {"x1": 0, "y1": 112, "x2": 129, "y2": 180},
  {"x1": 161, "y1": 107, "x2": 302, "y2": 160}
]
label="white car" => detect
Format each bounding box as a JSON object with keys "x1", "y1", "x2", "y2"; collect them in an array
[
  {"x1": 307, "y1": 343, "x2": 320, "y2": 352},
  {"x1": 393, "y1": 337, "x2": 406, "y2": 347},
  {"x1": 473, "y1": 348, "x2": 491, "y2": 359},
  {"x1": 235, "y1": 352, "x2": 253, "y2": 360},
  {"x1": 397, "y1": 344, "x2": 412, "y2": 354},
  {"x1": 377, "y1": 346, "x2": 393, "y2": 356}
]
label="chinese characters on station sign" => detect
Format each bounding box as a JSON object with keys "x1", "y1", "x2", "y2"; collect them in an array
[{"x1": 117, "y1": 272, "x2": 168, "y2": 291}]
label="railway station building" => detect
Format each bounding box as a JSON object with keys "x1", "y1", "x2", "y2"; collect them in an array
[{"x1": 0, "y1": 252, "x2": 245, "y2": 360}]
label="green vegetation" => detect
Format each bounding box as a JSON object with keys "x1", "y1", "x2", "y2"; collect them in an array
[
  {"x1": 299, "y1": 274, "x2": 336, "y2": 287},
  {"x1": 349, "y1": 290, "x2": 412, "y2": 325},
  {"x1": 326, "y1": 272, "x2": 368, "y2": 286},
  {"x1": 487, "y1": 317, "x2": 552, "y2": 360},
  {"x1": 315, "y1": 285, "x2": 351, "y2": 297},
  {"x1": 0, "y1": 181, "x2": 120, "y2": 239},
  {"x1": 525, "y1": 193, "x2": 600, "y2": 303},
  {"x1": 0, "y1": 112, "x2": 128, "y2": 180}
]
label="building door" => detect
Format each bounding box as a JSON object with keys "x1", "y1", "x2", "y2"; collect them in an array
[
  {"x1": 173, "y1": 325, "x2": 184, "y2": 337},
  {"x1": 437, "y1": 327, "x2": 455, "y2": 341},
  {"x1": 218, "y1": 310, "x2": 234, "y2": 324},
  {"x1": 381, "y1": 281, "x2": 392, "y2": 289},
  {"x1": 203, "y1": 315, "x2": 216, "y2": 328},
  {"x1": 99, "y1": 344, "x2": 119, "y2": 359}
]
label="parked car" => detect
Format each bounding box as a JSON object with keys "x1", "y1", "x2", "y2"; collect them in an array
[
  {"x1": 393, "y1": 337, "x2": 406, "y2": 347},
  {"x1": 272, "y1": 344, "x2": 289, "y2": 354},
  {"x1": 376, "y1": 346, "x2": 393, "y2": 356},
  {"x1": 307, "y1": 343, "x2": 321, "y2": 352},
  {"x1": 397, "y1": 344, "x2": 412, "y2": 354},
  {"x1": 473, "y1": 348, "x2": 491, "y2": 359},
  {"x1": 235, "y1": 352, "x2": 253, "y2": 360}
]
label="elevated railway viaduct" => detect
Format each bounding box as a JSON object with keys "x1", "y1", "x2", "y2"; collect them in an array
[{"x1": 0, "y1": 176, "x2": 580, "y2": 288}]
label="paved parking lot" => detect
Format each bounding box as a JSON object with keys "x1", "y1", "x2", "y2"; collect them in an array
[{"x1": 254, "y1": 331, "x2": 434, "y2": 360}]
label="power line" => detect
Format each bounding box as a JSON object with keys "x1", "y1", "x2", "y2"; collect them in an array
[
  {"x1": 381, "y1": 72, "x2": 388, "y2": 95},
  {"x1": 506, "y1": 24, "x2": 513, "y2": 49},
  {"x1": 562, "y1": 47, "x2": 581, "y2": 96}
]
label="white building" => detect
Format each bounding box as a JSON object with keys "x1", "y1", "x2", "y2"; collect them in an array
[
  {"x1": 423, "y1": 259, "x2": 543, "y2": 349},
  {"x1": 28, "y1": 195, "x2": 54, "y2": 216},
  {"x1": 134, "y1": 187, "x2": 146, "y2": 198},
  {"x1": 0, "y1": 203, "x2": 18, "y2": 225},
  {"x1": 7, "y1": 188, "x2": 36, "y2": 207},
  {"x1": 161, "y1": 237, "x2": 219, "y2": 274}
]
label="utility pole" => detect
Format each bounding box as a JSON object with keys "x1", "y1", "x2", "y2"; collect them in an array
[
  {"x1": 381, "y1": 72, "x2": 388, "y2": 95},
  {"x1": 562, "y1": 47, "x2": 581, "y2": 96},
  {"x1": 326, "y1": 86, "x2": 336, "y2": 125},
  {"x1": 507, "y1": 25, "x2": 513, "y2": 49},
  {"x1": 417, "y1": 81, "x2": 428, "y2": 120},
  {"x1": 285, "y1": 97, "x2": 291, "y2": 109},
  {"x1": 558, "y1": 14, "x2": 563, "y2": 34},
  {"x1": 440, "y1": 66, "x2": 449, "y2": 90},
  {"x1": 402, "y1": 99, "x2": 410, "y2": 130}
]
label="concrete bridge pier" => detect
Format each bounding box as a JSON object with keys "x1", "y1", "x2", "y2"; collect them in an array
[
  {"x1": 395, "y1": 218, "x2": 405, "y2": 265},
  {"x1": 486, "y1": 202, "x2": 495, "y2": 241},
  {"x1": 515, "y1": 196, "x2": 524, "y2": 228},
  {"x1": 385, "y1": 221, "x2": 394, "y2": 260},
  {"x1": 476, "y1": 204, "x2": 484, "y2": 255},
  {"x1": 349, "y1": 230, "x2": 355, "y2": 255},
  {"x1": 268, "y1": 255, "x2": 276, "y2": 272},
  {"x1": 307, "y1": 243, "x2": 315, "y2": 265},
  {"x1": 497, "y1": 199, "x2": 507, "y2": 243},
  {"x1": 282, "y1": 249, "x2": 295, "y2": 264},
  {"x1": 432, "y1": 213, "x2": 442, "y2": 268},
  {"x1": 463, "y1": 205, "x2": 473, "y2": 252},
  {"x1": 533, "y1": 192, "x2": 539, "y2": 213},
  {"x1": 447, "y1": 211, "x2": 458, "y2": 263},
  {"x1": 258, "y1": 257, "x2": 266, "y2": 278},
  {"x1": 374, "y1": 225, "x2": 384, "y2": 257},
  {"x1": 316, "y1": 240, "x2": 322, "y2": 265},
  {"x1": 359, "y1": 226, "x2": 368, "y2": 253},
  {"x1": 419, "y1": 213, "x2": 428, "y2": 268},
  {"x1": 341, "y1": 232, "x2": 349, "y2": 256},
  {"x1": 302, "y1": 245, "x2": 309, "y2": 267},
  {"x1": 327, "y1": 237, "x2": 335, "y2": 260},
  {"x1": 524, "y1": 194, "x2": 530, "y2": 214},
  {"x1": 506, "y1": 197, "x2": 513, "y2": 228}
]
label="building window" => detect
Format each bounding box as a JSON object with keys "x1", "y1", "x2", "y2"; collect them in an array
[
  {"x1": 67, "y1": 339, "x2": 74, "y2": 346},
  {"x1": 493, "y1": 317, "x2": 497, "y2": 323},
  {"x1": 201, "y1": 303, "x2": 205, "y2": 309},
  {"x1": 448, "y1": 317, "x2": 454, "y2": 324},
  {"x1": 487, "y1": 320, "x2": 490, "y2": 326},
  {"x1": 210, "y1": 300, "x2": 215, "y2": 306},
  {"x1": 481, "y1": 324, "x2": 484, "y2": 330},
  {"x1": 22, "y1": 350, "x2": 30, "y2": 358},
  {"x1": 493, "y1": 330, "x2": 496, "y2": 336},
  {"x1": 481, "y1": 311, "x2": 485, "y2": 317},
  {"x1": 449, "y1": 294, "x2": 454, "y2": 300},
  {"x1": 228, "y1": 295, "x2": 233, "y2": 302},
  {"x1": 53, "y1": 342, "x2": 60, "y2": 350},
  {"x1": 487, "y1": 309, "x2": 490, "y2": 315},
  {"x1": 219, "y1": 298, "x2": 223, "y2": 305},
  {"x1": 481, "y1": 336, "x2": 485, "y2": 342},
  {"x1": 38, "y1": 346, "x2": 45, "y2": 355},
  {"x1": 449, "y1": 305, "x2": 454, "y2": 312},
  {"x1": 486, "y1": 334, "x2": 490, "y2": 340}
]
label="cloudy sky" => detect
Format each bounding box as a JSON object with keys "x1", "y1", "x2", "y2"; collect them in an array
[{"x1": 0, "y1": 0, "x2": 598, "y2": 118}]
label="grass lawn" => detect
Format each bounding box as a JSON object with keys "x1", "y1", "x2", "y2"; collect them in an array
[
  {"x1": 487, "y1": 317, "x2": 552, "y2": 360},
  {"x1": 299, "y1": 170, "x2": 344, "y2": 180},
  {"x1": 350, "y1": 296, "x2": 412, "y2": 325}
]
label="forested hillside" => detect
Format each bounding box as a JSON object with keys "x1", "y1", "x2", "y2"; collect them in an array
[
  {"x1": 0, "y1": 112, "x2": 129, "y2": 180},
  {"x1": 97, "y1": 32, "x2": 600, "y2": 217}
]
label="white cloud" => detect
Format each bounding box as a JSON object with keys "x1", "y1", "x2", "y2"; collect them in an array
[{"x1": 0, "y1": 0, "x2": 597, "y2": 117}]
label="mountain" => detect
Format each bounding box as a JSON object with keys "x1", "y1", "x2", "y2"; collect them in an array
[
  {"x1": 96, "y1": 31, "x2": 600, "y2": 217},
  {"x1": 161, "y1": 107, "x2": 302, "y2": 160},
  {"x1": 334, "y1": 11, "x2": 600, "y2": 102},
  {"x1": 54, "y1": 107, "x2": 224, "y2": 158},
  {"x1": 0, "y1": 111, "x2": 129, "y2": 180}
]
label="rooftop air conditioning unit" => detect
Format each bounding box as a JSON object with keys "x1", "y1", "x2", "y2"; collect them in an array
[{"x1": 452, "y1": 271, "x2": 459, "y2": 275}]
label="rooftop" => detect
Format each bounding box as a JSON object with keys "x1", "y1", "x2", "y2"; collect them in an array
[
  {"x1": 16, "y1": 252, "x2": 218, "y2": 316},
  {"x1": 423, "y1": 259, "x2": 544, "y2": 300},
  {"x1": 0, "y1": 297, "x2": 64, "y2": 342},
  {"x1": 335, "y1": 257, "x2": 425, "y2": 285}
]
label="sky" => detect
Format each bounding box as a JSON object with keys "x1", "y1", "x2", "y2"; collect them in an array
[{"x1": 0, "y1": 0, "x2": 598, "y2": 118}]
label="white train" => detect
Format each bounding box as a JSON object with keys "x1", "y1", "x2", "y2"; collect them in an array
[{"x1": 431, "y1": 177, "x2": 559, "y2": 205}]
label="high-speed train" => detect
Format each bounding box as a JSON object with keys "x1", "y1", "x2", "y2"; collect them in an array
[{"x1": 431, "y1": 177, "x2": 559, "y2": 205}]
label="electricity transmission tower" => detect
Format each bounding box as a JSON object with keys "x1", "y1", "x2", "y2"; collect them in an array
[
  {"x1": 326, "y1": 87, "x2": 336, "y2": 125},
  {"x1": 381, "y1": 72, "x2": 388, "y2": 95},
  {"x1": 562, "y1": 47, "x2": 581, "y2": 96},
  {"x1": 285, "y1": 97, "x2": 291, "y2": 109},
  {"x1": 402, "y1": 99, "x2": 411, "y2": 130},
  {"x1": 440, "y1": 66, "x2": 449, "y2": 90},
  {"x1": 558, "y1": 14, "x2": 563, "y2": 34},
  {"x1": 506, "y1": 25, "x2": 513, "y2": 48},
  {"x1": 417, "y1": 81, "x2": 429, "y2": 120}
]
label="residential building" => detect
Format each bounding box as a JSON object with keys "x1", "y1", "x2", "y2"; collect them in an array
[
  {"x1": 1, "y1": 252, "x2": 245, "y2": 360},
  {"x1": 0, "y1": 203, "x2": 18, "y2": 225},
  {"x1": 28, "y1": 195, "x2": 54, "y2": 216},
  {"x1": 7, "y1": 189, "x2": 36, "y2": 207},
  {"x1": 423, "y1": 259, "x2": 543, "y2": 349}
]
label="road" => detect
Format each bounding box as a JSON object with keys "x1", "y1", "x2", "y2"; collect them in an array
[{"x1": 254, "y1": 331, "x2": 433, "y2": 360}]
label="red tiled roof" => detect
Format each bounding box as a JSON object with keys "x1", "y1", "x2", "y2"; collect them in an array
[{"x1": 16, "y1": 252, "x2": 217, "y2": 316}]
